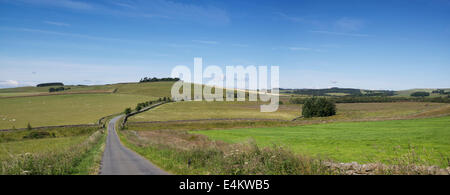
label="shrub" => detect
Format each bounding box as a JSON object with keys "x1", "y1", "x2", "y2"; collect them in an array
[
  {"x1": 23, "y1": 131, "x2": 52, "y2": 139},
  {"x1": 27, "y1": 123, "x2": 32, "y2": 130},
  {"x1": 135, "y1": 104, "x2": 142, "y2": 111},
  {"x1": 411, "y1": 92, "x2": 430, "y2": 97},
  {"x1": 124, "y1": 108, "x2": 132, "y2": 115},
  {"x1": 302, "y1": 97, "x2": 336, "y2": 118}
]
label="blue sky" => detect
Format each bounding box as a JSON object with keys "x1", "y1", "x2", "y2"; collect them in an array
[{"x1": 0, "y1": 0, "x2": 449, "y2": 90}]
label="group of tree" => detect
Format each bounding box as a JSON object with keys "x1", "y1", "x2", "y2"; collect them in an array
[
  {"x1": 410, "y1": 91, "x2": 430, "y2": 97},
  {"x1": 282, "y1": 87, "x2": 396, "y2": 97},
  {"x1": 139, "y1": 77, "x2": 180, "y2": 83},
  {"x1": 302, "y1": 97, "x2": 336, "y2": 118},
  {"x1": 290, "y1": 95, "x2": 450, "y2": 104},
  {"x1": 37, "y1": 82, "x2": 64, "y2": 87},
  {"x1": 124, "y1": 97, "x2": 174, "y2": 115},
  {"x1": 48, "y1": 87, "x2": 70, "y2": 93},
  {"x1": 432, "y1": 89, "x2": 450, "y2": 95}
]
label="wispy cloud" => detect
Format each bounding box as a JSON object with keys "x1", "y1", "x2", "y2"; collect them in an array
[
  {"x1": 1, "y1": 27, "x2": 133, "y2": 42},
  {"x1": 334, "y1": 17, "x2": 364, "y2": 32},
  {"x1": 192, "y1": 40, "x2": 219, "y2": 44},
  {"x1": 274, "y1": 12, "x2": 322, "y2": 26},
  {"x1": 289, "y1": 47, "x2": 323, "y2": 52},
  {"x1": 7, "y1": 0, "x2": 230, "y2": 25},
  {"x1": 0, "y1": 57, "x2": 159, "y2": 87},
  {"x1": 309, "y1": 30, "x2": 370, "y2": 37},
  {"x1": 44, "y1": 21, "x2": 70, "y2": 27},
  {"x1": 15, "y1": 0, "x2": 93, "y2": 10},
  {"x1": 110, "y1": 1, "x2": 136, "y2": 9},
  {"x1": 231, "y1": 43, "x2": 249, "y2": 47}
]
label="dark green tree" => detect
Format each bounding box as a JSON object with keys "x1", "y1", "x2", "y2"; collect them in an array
[
  {"x1": 411, "y1": 91, "x2": 430, "y2": 97},
  {"x1": 302, "y1": 97, "x2": 336, "y2": 118},
  {"x1": 124, "y1": 108, "x2": 132, "y2": 115}
]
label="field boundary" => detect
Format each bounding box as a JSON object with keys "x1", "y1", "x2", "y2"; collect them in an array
[
  {"x1": 129, "y1": 118, "x2": 289, "y2": 124},
  {"x1": 0, "y1": 124, "x2": 100, "y2": 132},
  {"x1": 0, "y1": 90, "x2": 114, "y2": 99},
  {"x1": 121, "y1": 102, "x2": 167, "y2": 128}
]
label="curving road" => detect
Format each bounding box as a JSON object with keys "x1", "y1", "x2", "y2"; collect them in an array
[{"x1": 100, "y1": 115, "x2": 169, "y2": 175}]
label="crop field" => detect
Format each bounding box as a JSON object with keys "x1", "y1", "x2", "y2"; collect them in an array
[
  {"x1": 194, "y1": 116, "x2": 450, "y2": 167},
  {"x1": 0, "y1": 93, "x2": 154, "y2": 129}
]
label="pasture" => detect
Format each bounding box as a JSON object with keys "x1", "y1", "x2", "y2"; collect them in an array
[
  {"x1": 0, "y1": 93, "x2": 153, "y2": 129},
  {"x1": 194, "y1": 116, "x2": 450, "y2": 167},
  {"x1": 128, "y1": 101, "x2": 449, "y2": 123}
]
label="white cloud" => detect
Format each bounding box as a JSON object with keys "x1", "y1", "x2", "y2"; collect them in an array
[
  {"x1": 334, "y1": 17, "x2": 364, "y2": 32},
  {"x1": 16, "y1": 0, "x2": 93, "y2": 10},
  {"x1": 289, "y1": 47, "x2": 323, "y2": 52},
  {"x1": 44, "y1": 21, "x2": 70, "y2": 27},
  {"x1": 8, "y1": 0, "x2": 230, "y2": 25},
  {"x1": 0, "y1": 57, "x2": 167, "y2": 87},
  {"x1": 1, "y1": 27, "x2": 138, "y2": 43},
  {"x1": 231, "y1": 43, "x2": 249, "y2": 47},
  {"x1": 192, "y1": 40, "x2": 219, "y2": 44},
  {"x1": 309, "y1": 30, "x2": 370, "y2": 37},
  {"x1": 0, "y1": 80, "x2": 19, "y2": 88},
  {"x1": 274, "y1": 12, "x2": 322, "y2": 26}
]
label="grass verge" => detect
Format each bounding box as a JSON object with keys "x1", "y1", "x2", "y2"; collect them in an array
[{"x1": 0, "y1": 128, "x2": 105, "y2": 175}]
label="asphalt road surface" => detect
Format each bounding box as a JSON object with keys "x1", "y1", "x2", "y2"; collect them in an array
[{"x1": 100, "y1": 115, "x2": 169, "y2": 175}]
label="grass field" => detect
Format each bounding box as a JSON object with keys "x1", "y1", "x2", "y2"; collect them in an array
[
  {"x1": 129, "y1": 101, "x2": 300, "y2": 122},
  {"x1": 113, "y1": 82, "x2": 175, "y2": 97},
  {"x1": 0, "y1": 126, "x2": 105, "y2": 175},
  {"x1": 395, "y1": 88, "x2": 450, "y2": 97},
  {"x1": 0, "y1": 93, "x2": 154, "y2": 129},
  {"x1": 194, "y1": 116, "x2": 450, "y2": 167},
  {"x1": 0, "y1": 81, "x2": 176, "y2": 98},
  {"x1": 128, "y1": 101, "x2": 449, "y2": 123}
]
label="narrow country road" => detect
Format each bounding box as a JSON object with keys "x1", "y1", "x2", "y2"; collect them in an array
[{"x1": 100, "y1": 115, "x2": 169, "y2": 175}]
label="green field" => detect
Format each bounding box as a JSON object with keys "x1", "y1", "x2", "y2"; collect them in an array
[
  {"x1": 194, "y1": 116, "x2": 450, "y2": 167},
  {"x1": 0, "y1": 81, "x2": 176, "y2": 98},
  {"x1": 129, "y1": 101, "x2": 448, "y2": 123},
  {"x1": 0, "y1": 93, "x2": 154, "y2": 129},
  {"x1": 129, "y1": 101, "x2": 300, "y2": 122},
  {"x1": 0, "y1": 126, "x2": 105, "y2": 175},
  {"x1": 395, "y1": 88, "x2": 450, "y2": 97}
]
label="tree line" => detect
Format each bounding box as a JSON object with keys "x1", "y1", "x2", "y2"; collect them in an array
[
  {"x1": 124, "y1": 97, "x2": 174, "y2": 115},
  {"x1": 432, "y1": 89, "x2": 450, "y2": 95},
  {"x1": 49, "y1": 87, "x2": 71, "y2": 93},
  {"x1": 139, "y1": 77, "x2": 180, "y2": 83},
  {"x1": 282, "y1": 87, "x2": 396, "y2": 97},
  {"x1": 37, "y1": 82, "x2": 64, "y2": 87},
  {"x1": 289, "y1": 96, "x2": 450, "y2": 104}
]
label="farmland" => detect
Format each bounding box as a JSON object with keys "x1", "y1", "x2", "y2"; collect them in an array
[
  {"x1": 1, "y1": 81, "x2": 449, "y2": 175},
  {"x1": 0, "y1": 93, "x2": 153, "y2": 129},
  {"x1": 0, "y1": 126, "x2": 105, "y2": 175},
  {"x1": 194, "y1": 116, "x2": 450, "y2": 167},
  {"x1": 0, "y1": 81, "x2": 183, "y2": 130},
  {"x1": 128, "y1": 101, "x2": 449, "y2": 123}
]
